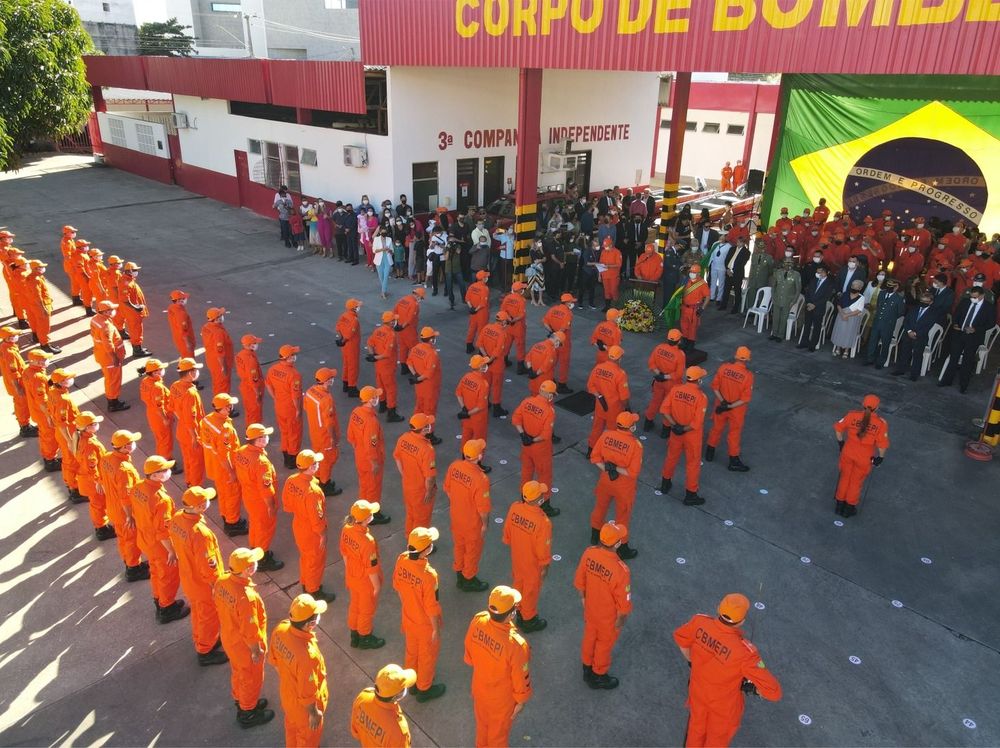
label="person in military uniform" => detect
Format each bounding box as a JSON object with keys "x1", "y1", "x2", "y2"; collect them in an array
[
  {"x1": 744, "y1": 236, "x2": 775, "y2": 314},
  {"x1": 863, "y1": 279, "x2": 905, "y2": 368},
  {"x1": 962, "y1": 273, "x2": 995, "y2": 307},
  {"x1": 768, "y1": 258, "x2": 802, "y2": 342}
]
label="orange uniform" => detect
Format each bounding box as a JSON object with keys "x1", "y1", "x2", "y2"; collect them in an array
[
  {"x1": 542, "y1": 303, "x2": 574, "y2": 384},
  {"x1": 282, "y1": 472, "x2": 328, "y2": 592},
  {"x1": 463, "y1": 611, "x2": 532, "y2": 748},
  {"x1": 0, "y1": 339, "x2": 30, "y2": 427},
  {"x1": 590, "y1": 320, "x2": 622, "y2": 365},
  {"x1": 60, "y1": 235, "x2": 79, "y2": 296},
  {"x1": 48, "y1": 385, "x2": 80, "y2": 492},
  {"x1": 661, "y1": 383, "x2": 709, "y2": 492},
  {"x1": 71, "y1": 246, "x2": 92, "y2": 308},
  {"x1": 393, "y1": 552, "x2": 442, "y2": 691},
  {"x1": 89, "y1": 258, "x2": 108, "y2": 305},
  {"x1": 99, "y1": 450, "x2": 143, "y2": 568},
  {"x1": 720, "y1": 164, "x2": 734, "y2": 191},
  {"x1": 235, "y1": 348, "x2": 265, "y2": 427},
  {"x1": 444, "y1": 458, "x2": 491, "y2": 580},
  {"x1": 140, "y1": 375, "x2": 175, "y2": 459},
  {"x1": 170, "y1": 510, "x2": 224, "y2": 654},
  {"x1": 3, "y1": 259, "x2": 29, "y2": 325},
  {"x1": 350, "y1": 688, "x2": 412, "y2": 748},
  {"x1": 347, "y1": 405, "x2": 384, "y2": 502},
  {"x1": 367, "y1": 324, "x2": 399, "y2": 410},
  {"x1": 674, "y1": 614, "x2": 782, "y2": 748},
  {"x1": 600, "y1": 246, "x2": 623, "y2": 302},
  {"x1": 502, "y1": 501, "x2": 551, "y2": 621},
  {"x1": 644, "y1": 342, "x2": 686, "y2": 422},
  {"x1": 168, "y1": 302, "x2": 196, "y2": 358},
  {"x1": 465, "y1": 280, "x2": 491, "y2": 345},
  {"x1": 589, "y1": 428, "x2": 643, "y2": 531},
  {"x1": 24, "y1": 362, "x2": 57, "y2": 462},
  {"x1": 500, "y1": 291, "x2": 528, "y2": 363},
  {"x1": 525, "y1": 340, "x2": 557, "y2": 396},
  {"x1": 90, "y1": 313, "x2": 125, "y2": 400},
  {"x1": 171, "y1": 379, "x2": 205, "y2": 487},
  {"x1": 456, "y1": 370, "x2": 490, "y2": 445},
  {"x1": 634, "y1": 248, "x2": 664, "y2": 281},
  {"x1": 393, "y1": 430, "x2": 437, "y2": 534},
  {"x1": 335, "y1": 309, "x2": 362, "y2": 390},
  {"x1": 340, "y1": 523, "x2": 382, "y2": 636},
  {"x1": 394, "y1": 295, "x2": 420, "y2": 365},
  {"x1": 213, "y1": 571, "x2": 268, "y2": 711},
  {"x1": 586, "y1": 360, "x2": 630, "y2": 448},
  {"x1": 130, "y1": 478, "x2": 180, "y2": 607},
  {"x1": 233, "y1": 443, "x2": 278, "y2": 552},
  {"x1": 202, "y1": 320, "x2": 235, "y2": 395},
  {"x1": 574, "y1": 544, "x2": 632, "y2": 676},
  {"x1": 119, "y1": 274, "x2": 149, "y2": 346},
  {"x1": 75, "y1": 431, "x2": 110, "y2": 529},
  {"x1": 268, "y1": 619, "x2": 329, "y2": 748},
  {"x1": 833, "y1": 410, "x2": 889, "y2": 506},
  {"x1": 476, "y1": 321, "x2": 509, "y2": 405},
  {"x1": 512, "y1": 395, "x2": 555, "y2": 500},
  {"x1": 23, "y1": 270, "x2": 54, "y2": 346},
  {"x1": 406, "y1": 341, "x2": 441, "y2": 418},
  {"x1": 200, "y1": 410, "x2": 243, "y2": 525},
  {"x1": 304, "y1": 383, "x2": 340, "y2": 484},
  {"x1": 266, "y1": 359, "x2": 304, "y2": 455},
  {"x1": 707, "y1": 362, "x2": 754, "y2": 458},
  {"x1": 680, "y1": 278, "x2": 710, "y2": 342}
]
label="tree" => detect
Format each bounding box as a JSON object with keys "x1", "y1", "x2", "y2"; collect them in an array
[
  {"x1": 137, "y1": 18, "x2": 196, "y2": 57},
  {"x1": 0, "y1": 0, "x2": 95, "y2": 171}
]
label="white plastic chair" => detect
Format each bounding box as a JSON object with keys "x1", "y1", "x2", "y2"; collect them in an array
[
  {"x1": 848, "y1": 310, "x2": 870, "y2": 358},
  {"x1": 818, "y1": 301, "x2": 837, "y2": 348},
  {"x1": 885, "y1": 316, "x2": 906, "y2": 365},
  {"x1": 920, "y1": 323, "x2": 944, "y2": 376},
  {"x1": 743, "y1": 287, "x2": 772, "y2": 333},
  {"x1": 785, "y1": 294, "x2": 805, "y2": 341}
]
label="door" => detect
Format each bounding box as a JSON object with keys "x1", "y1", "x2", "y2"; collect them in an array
[
  {"x1": 234, "y1": 150, "x2": 250, "y2": 208},
  {"x1": 568, "y1": 149, "x2": 591, "y2": 197},
  {"x1": 483, "y1": 156, "x2": 505, "y2": 204},
  {"x1": 412, "y1": 161, "x2": 439, "y2": 212},
  {"x1": 456, "y1": 157, "x2": 479, "y2": 212}
]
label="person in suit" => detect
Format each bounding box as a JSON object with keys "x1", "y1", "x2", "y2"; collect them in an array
[
  {"x1": 719, "y1": 236, "x2": 751, "y2": 313},
  {"x1": 938, "y1": 286, "x2": 996, "y2": 392},
  {"x1": 692, "y1": 216, "x2": 720, "y2": 257},
  {"x1": 834, "y1": 256, "x2": 868, "y2": 298},
  {"x1": 892, "y1": 291, "x2": 939, "y2": 380},
  {"x1": 928, "y1": 273, "x2": 956, "y2": 321},
  {"x1": 864, "y1": 279, "x2": 906, "y2": 368},
  {"x1": 661, "y1": 241, "x2": 684, "y2": 311},
  {"x1": 796, "y1": 265, "x2": 835, "y2": 352}
]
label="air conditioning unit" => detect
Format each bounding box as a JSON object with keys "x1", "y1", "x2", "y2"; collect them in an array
[
  {"x1": 545, "y1": 152, "x2": 578, "y2": 171},
  {"x1": 343, "y1": 145, "x2": 368, "y2": 168},
  {"x1": 171, "y1": 112, "x2": 190, "y2": 129}
]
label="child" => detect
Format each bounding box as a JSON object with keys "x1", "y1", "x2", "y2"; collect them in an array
[
  {"x1": 289, "y1": 210, "x2": 306, "y2": 252},
  {"x1": 526, "y1": 259, "x2": 545, "y2": 306},
  {"x1": 393, "y1": 234, "x2": 406, "y2": 278}
]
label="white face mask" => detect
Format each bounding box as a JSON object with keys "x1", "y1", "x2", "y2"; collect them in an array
[
  {"x1": 973, "y1": 281, "x2": 984, "y2": 287},
  {"x1": 916, "y1": 223, "x2": 924, "y2": 228},
  {"x1": 689, "y1": 273, "x2": 698, "y2": 279},
  {"x1": 848, "y1": 262, "x2": 857, "y2": 269},
  {"x1": 566, "y1": 303, "x2": 574, "y2": 310},
  {"x1": 908, "y1": 247, "x2": 916, "y2": 253},
  {"x1": 371, "y1": 398, "x2": 380, "y2": 409},
  {"x1": 877, "y1": 274, "x2": 886, "y2": 281},
  {"x1": 64, "y1": 378, "x2": 75, "y2": 388},
  {"x1": 161, "y1": 469, "x2": 173, "y2": 482},
  {"x1": 250, "y1": 344, "x2": 258, "y2": 351},
  {"x1": 813, "y1": 256, "x2": 822, "y2": 263},
  {"x1": 785, "y1": 251, "x2": 793, "y2": 257},
  {"x1": 781, "y1": 231, "x2": 789, "y2": 236},
  {"x1": 953, "y1": 227, "x2": 962, "y2": 233}
]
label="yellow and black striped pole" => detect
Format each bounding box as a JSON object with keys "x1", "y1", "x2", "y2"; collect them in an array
[
  {"x1": 965, "y1": 371, "x2": 1000, "y2": 461},
  {"x1": 513, "y1": 68, "x2": 543, "y2": 283},
  {"x1": 513, "y1": 202, "x2": 537, "y2": 281},
  {"x1": 657, "y1": 72, "x2": 692, "y2": 251}
]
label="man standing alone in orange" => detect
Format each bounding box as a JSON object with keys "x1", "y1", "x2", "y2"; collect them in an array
[
  {"x1": 643, "y1": 329, "x2": 686, "y2": 435},
  {"x1": 705, "y1": 346, "x2": 754, "y2": 472},
  {"x1": 304, "y1": 367, "x2": 344, "y2": 497},
  {"x1": 119, "y1": 262, "x2": 151, "y2": 358},
  {"x1": 465, "y1": 270, "x2": 491, "y2": 354},
  {"x1": 235, "y1": 334, "x2": 264, "y2": 425},
  {"x1": 202, "y1": 307, "x2": 236, "y2": 401},
  {"x1": 586, "y1": 344, "x2": 630, "y2": 452},
  {"x1": 502, "y1": 481, "x2": 552, "y2": 633},
  {"x1": 660, "y1": 366, "x2": 709, "y2": 506},
  {"x1": 340, "y1": 499, "x2": 387, "y2": 650},
  {"x1": 168, "y1": 290, "x2": 196, "y2": 359},
  {"x1": 445, "y1": 439, "x2": 492, "y2": 593},
  {"x1": 266, "y1": 344, "x2": 304, "y2": 469},
  {"x1": 394, "y1": 287, "x2": 424, "y2": 373},
  {"x1": 599, "y1": 239, "x2": 623, "y2": 312},
  {"x1": 679, "y1": 265, "x2": 710, "y2": 350},
  {"x1": 833, "y1": 394, "x2": 889, "y2": 518},
  {"x1": 60, "y1": 225, "x2": 81, "y2": 304},
  {"x1": 170, "y1": 358, "x2": 205, "y2": 488},
  {"x1": 282, "y1": 450, "x2": 336, "y2": 603},
  {"x1": 589, "y1": 412, "x2": 642, "y2": 559},
  {"x1": 456, "y1": 355, "x2": 491, "y2": 452},
  {"x1": 90, "y1": 300, "x2": 130, "y2": 412},
  {"x1": 347, "y1": 386, "x2": 391, "y2": 524},
  {"x1": 406, "y1": 326, "x2": 443, "y2": 442},
  {"x1": 393, "y1": 413, "x2": 438, "y2": 534},
  {"x1": 233, "y1": 423, "x2": 285, "y2": 571},
  {"x1": 335, "y1": 298, "x2": 362, "y2": 398},
  {"x1": 542, "y1": 293, "x2": 576, "y2": 393},
  {"x1": 366, "y1": 312, "x2": 405, "y2": 423}
]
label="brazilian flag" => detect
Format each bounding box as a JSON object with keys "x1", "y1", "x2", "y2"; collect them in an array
[{"x1": 762, "y1": 75, "x2": 1000, "y2": 232}]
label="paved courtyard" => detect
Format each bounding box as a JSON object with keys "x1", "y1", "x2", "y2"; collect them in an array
[{"x1": 0, "y1": 155, "x2": 998, "y2": 747}]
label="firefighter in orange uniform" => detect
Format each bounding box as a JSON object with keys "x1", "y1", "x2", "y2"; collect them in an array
[
  {"x1": 236, "y1": 334, "x2": 264, "y2": 426},
  {"x1": 282, "y1": 450, "x2": 337, "y2": 603},
  {"x1": 202, "y1": 307, "x2": 236, "y2": 399},
  {"x1": 525, "y1": 332, "x2": 562, "y2": 396},
  {"x1": 542, "y1": 293, "x2": 575, "y2": 392},
  {"x1": 335, "y1": 298, "x2": 363, "y2": 398},
  {"x1": 74, "y1": 411, "x2": 116, "y2": 541},
  {"x1": 477, "y1": 310, "x2": 511, "y2": 417},
  {"x1": 346, "y1": 386, "x2": 391, "y2": 523},
  {"x1": 393, "y1": 413, "x2": 438, "y2": 534},
  {"x1": 266, "y1": 344, "x2": 305, "y2": 468},
  {"x1": 201, "y1": 392, "x2": 248, "y2": 536},
  {"x1": 463, "y1": 585, "x2": 533, "y2": 748},
  {"x1": 586, "y1": 344, "x2": 630, "y2": 451},
  {"x1": 589, "y1": 412, "x2": 642, "y2": 558},
  {"x1": 170, "y1": 485, "x2": 228, "y2": 666},
  {"x1": 341, "y1": 499, "x2": 387, "y2": 650},
  {"x1": 213, "y1": 547, "x2": 275, "y2": 729},
  {"x1": 60, "y1": 225, "x2": 81, "y2": 303},
  {"x1": 24, "y1": 260, "x2": 60, "y2": 353},
  {"x1": 233, "y1": 423, "x2": 285, "y2": 571},
  {"x1": 502, "y1": 281, "x2": 529, "y2": 374},
  {"x1": 574, "y1": 521, "x2": 632, "y2": 690},
  {"x1": 6, "y1": 256, "x2": 31, "y2": 331},
  {"x1": 304, "y1": 367, "x2": 344, "y2": 497},
  {"x1": 634, "y1": 243, "x2": 664, "y2": 282},
  {"x1": 674, "y1": 593, "x2": 782, "y2": 748},
  {"x1": 643, "y1": 328, "x2": 686, "y2": 435},
  {"x1": 394, "y1": 287, "x2": 424, "y2": 372},
  {"x1": 720, "y1": 161, "x2": 733, "y2": 191},
  {"x1": 705, "y1": 346, "x2": 754, "y2": 472},
  {"x1": 130, "y1": 455, "x2": 190, "y2": 624},
  {"x1": 139, "y1": 359, "x2": 177, "y2": 465},
  {"x1": 660, "y1": 366, "x2": 709, "y2": 506},
  {"x1": 71, "y1": 239, "x2": 94, "y2": 314},
  {"x1": 599, "y1": 238, "x2": 623, "y2": 311},
  {"x1": 102, "y1": 255, "x2": 125, "y2": 331},
  {"x1": 89, "y1": 300, "x2": 130, "y2": 412},
  {"x1": 168, "y1": 290, "x2": 197, "y2": 359},
  {"x1": 833, "y1": 394, "x2": 889, "y2": 518},
  {"x1": 680, "y1": 265, "x2": 710, "y2": 348},
  {"x1": 456, "y1": 355, "x2": 492, "y2": 449},
  {"x1": 118, "y1": 261, "x2": 151, "y2": 358},
  {"x1": 733, "y1": 159, "x2": 747, "y2": 189},
  {"x1": 24, "y1": 349, "x2": 60, "y2": 470},
  {"x1": 590, "y1": 309, "x2": 623, "y2": 365},
  {"x1": 366, "y1": 312, "x2": 405, "y2": 423},
  {"x1": 465, "y1": 270, "x2": 492, "y2": 353},
  {"x1": 502, "y1": 481, "x2": 552, "y2": 633},
  {"x1": 87, "y1": 248, "x2": 109, "y2": 309},
  {"x1": 48, "y1": 368, "x2": 81, "y2": 500},
  {"x1": 406, "y1": 326, "x2": 443, "y2": 442},
  {"x1": 512, "y1": 379, "x2": 560, "y2": 517},
  {"x1": 1, "y1": 326, "x2": 37, "y2": 437},
  {"x1": 350, "y1": 664, "x2": 417, "y2": 748},
  {"x1": 269, "y1": 594, "x2": 330, "y2": 748},
  {"x1": 99, "y1": 429, "x2": 149, "y2": 582},
  {"x1": 170, "y1": 358, "x2": 206, "y2": 488},
  {"x1": 444, "y1": 439, "x2": 492, "y2": 592},
  {"x1": 392, "y1": 527, "x2": 446, "y2": 703}
]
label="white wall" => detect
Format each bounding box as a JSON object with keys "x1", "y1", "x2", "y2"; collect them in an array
[
  {"x1": 656, "y1": 107, "x2": 775, "y2": 184},
  {"x1": 97, "y1": 112, "x2": 170, "y2": 157},
  {"x1": 69, "y1": 0, "x2": 136, "y2": 25}
]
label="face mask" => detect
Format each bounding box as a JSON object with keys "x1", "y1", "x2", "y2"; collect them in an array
[
  {"x1": 953, "y1": 227, "x2": 961, "y2": 233},
  {"x1": 782, "y1": 231, "x2": 789, "y2": 236},
  {"x1": 916, "y1": 223, "x2": 923, "y2": 228},
  {"x1": 64, "y1": 378, "x2": 75, "y2": 388},
  {"x1": 919, "y1": 300, "x2": 931, "y2": 307},
  {"x1": 689, "y1": 273, "x2": 698, "y2": 280},
  {"x1": 785, "y1": 251, "x2": 793, "y2": 257},
  {"x1": 932, "y1": 284, "x2": 942, "y2": 290},
  {"x1": 877, "y1": 274, "x2": 886, "y2": 281},
  {"x1": 848, "y1": 262, "x2": 857, "y2": 269},
  {"x1": 371, "y1": 398, "x2": 380, "y2": 409},
  {"x1": 813, "y1": 256, "x2": 821, "y2": 263},
  {"x1": 161, "y1": 469, "x2": 173, "y2": 482},
  {"x1": 908, "y1": 247, "x2": 916, "y2": 253},
  {"x1": 566, "y1": 303, "x2": 574, "y2": 310},
  {"x1": 811, "y1": 231, "x2": 819, "y2": 236},
  {"x1": 973, "y1": 281, "x2": 984, "y2": 287}
]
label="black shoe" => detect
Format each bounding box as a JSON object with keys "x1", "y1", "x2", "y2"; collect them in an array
[
  {"x1": 727, "y1": 456, "x2": 750, "y2": 472},
  {"x1": 321, "y1": 480, "x2": 343, "y2": 497},
  {"x1": 768, "y1": 335, "x2": 781, "y2": 341},
  {"x1": 583, "y1": 664, "x2": 595, "y2": 683},
  {"x1": 69, "y1": 488, "x2": 89, "y2": 504},
  {"x1": 890, "y1": 369, "x2": 905, "y2": 376},
  {"x1": 44, "y1": 458, "x2": 62, "y2": 472},
  {"x1": 157, "y1": 600, "x2": 190, "y2": 624},
  {"x1": 386, "y1": 408, "x2": 404, "y2": 423},
  {"x1": 283, "y1": 452, "x2": 297, "y2": 469},
  {"x1": 683, "y1": 490, "x2": 705, "y2": 506},
  {"x1": 94, "y1": 524, "x2": 116, "y2": 541},
  {"x1": 237, "y1": 706, "x2": 275, "y2": 729},
  {"x1": 308, "y1": 586, "x2": 337, "y2": 603},
  {"x1": 480, "y1": 464, "x2": 492, "y2": 474},
  {"x1": 258, "y1": 550, "x2": 284, "y2": 571},
  {"x1": 108, "y1": 399, "x2": 131, "y2": 412},
  {"x1": 343, "y1": 380, "x2": 350, "y2": 393},
  {"x1": 72, "y1": 295, "x2": 82, "y2": 307},
  {"x1": 704, "y1": 445, "x2": 715, "y2": 462},
  {"x1": 357, "y1": 633, "x2": 386, "y2": 650},
  {"x1": 378, "y1": 401, "x2": 388, "y2": 414},
  {"x1": 908, "y1": 375, "x2": 918, "y2": 382},
  {"x1": 428, "y1": 432, "x2": 443, "y2": 445},
  {"x1": 835, "y1": 500, "x2": 846, "y2": 515},
  {"x1": 556, "y1": 383, "x2": 573, "y2": 394},
  {"x1": 369, "y1": 510, "x2": 391, "y2": 525},
  {"x1": 491, "y1": 404, "x2": 508, "y2": 418},
  {"x1": 459, "y1": 575, "x2": 489, "y2": 592},
  {"x1": 132, "y1": 346, "x2": 152, "y2": 359},
  {"x1": 516, "y1": 361, "x2": 528, "y2": 375},
  {"x1": 660, "y1": 477, "x2": 672, "y2": 493},
  {"x1": 223, "y1": 518, "x2": 249, "y2": 537},
  {"x1": 84, "y1": 308, "x2": 96, "y2": 317},
  {"x1": 504, "y1": 356, "x2": 512, "y2": 368},
  {"x1": 519, "y1": 615, "x2": 548, "y2": 633},
  {"x1": 588, "y1": 673, "x2": 620, "y2": 690},
  {"x1": 400, "y1": 363, "x2": 409, "y2": 376},
  {"x1": 41, "y1": 343, "x2": 62, "y2": 354},
  {"x1": 412, "y1": 684, "x2": 446, "y2": 702},
  {"x1": 843, "y1": 504, "x2": 857, "y2": 518},
  {"x1": 198, "y1": 648, "x2": 229, "y2": 666},
  {"x1": 643, "y1": 418, "x2": 654, "y2": 432},
  {"x1": 936, "y1": 380, "x2": 950, "y2": 387},
  {"x1": 590, "y1": 527, "x2": 601, "y2": 545},
  {"x1": 585, "y1": 447, "x2": 592, "y2": 459},
  {"x1": 347, "y1": 386, "x2": 360, "y2": 398},
  {"x1": 119, "y1": 328, "x2": 129, "y2": 340},
  {"x1": 19, "y1": 424, "x2": 39, "y2": 438},
  {"x1": 959, "y1": 384, "x2": 968, "y2": 393},
  {"x1": 796, "y1": 343, "x2": 808, "y2": 349},
  {"x1": 125, "y1": 562, "x2": 150, "y2": 582},
  {"x1": 541, "y1": 501, "x2": 560, "y2": 518},
  {"x1": 466, "y1": 343, "x2": 475, "y2": 354},
  {"x1": 660, "y1": 425, "x2": 670, "y2": 439},
  {"x1": 617, "y1": 543, "x2": 638, "y2": 560}
]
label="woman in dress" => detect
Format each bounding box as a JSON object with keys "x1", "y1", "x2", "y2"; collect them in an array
[
  {"x1": 372, "y1": 227, "x2": 394, "y2": 299},
  {"x1": 831, "y1": 279, "x2": 867, "y2": 358},
  {"x1": 316, "y1": 199, "x2": 333, "y2": 258}
]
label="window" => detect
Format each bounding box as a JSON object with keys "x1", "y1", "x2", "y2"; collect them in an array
[
  {"x1": 230, "y1": 100, "x2": 297, "y2": 124},
  {"x1": 301, "y1": 148, "x2": 318, "y2": 166},
  {"x1": 661, "y1": 120, "x2": 670, "y2": 129},
  {"x1": 107, "y1": 118, "x2": 126, "y2": 147},
  {"x1": 685, "y1": 122, "x2": 697, "y2": 132},
  {"x1": 283, "y1": 145, "x2": 301, "y2": 193},
  {"x1": 324, "y1": 0, "x2": 358, "y2": 8},
  {"x1": 255, "y1": 141, "x2": 301, "y2": 193},
  {"x1": 211, "y1": 2, "x2": 242, "y2": 11},
  {"x1": 135, "y1": 123, "x2": 157, "y2": 155},
  {"x1": 309, "y1": 71, "x2": 387, "y2": 136},
  {"x1": 102, "y1": 2, "x2": 110, "y2": 11},
  {"x1": 412, "y1": 162, "x2": 439, "y2": 213},
  {"x1": 702, "y1": 122, "x2": 721, "y2": 133},
  {"x1": 248, "y1": 139, "x2": 262, "y2": 155},
  {"x1": 727, "y1": 124, "x2": 745, "y2": 136}
]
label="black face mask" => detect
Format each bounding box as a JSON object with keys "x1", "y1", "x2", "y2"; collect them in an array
[{"x1": 919, "y1": 301, "x2": 931, "y2": 307}]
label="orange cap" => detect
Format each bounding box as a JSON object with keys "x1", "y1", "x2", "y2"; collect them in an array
[
  {"x1": 359, "y1": 385, "x2": 383, "y2": 403},
  {"x1": 74, "y1": 411, "x2": 104, "y2": 429},
  {"x1": 110, "y1": 429, "x2": 142, "y2": 448},
  {"x1": 374, "y1": 664, "x2": 417, "y2": 698},
  {"x1": 522, "y1": 480, "x2": 547, "y2": 501},
  {"x1": 488, "y1": 585, "x2": 521, "y2": 615},
  {"x1": 314, "y1": 367, "x2": 338, "y2": 383},
  {"x1": 616, "y1": 411, "x2": 640, "y2": 428},
  {"x1": 718, "y1": 593, "x2": 750, "y2": 624},
  {"x1": 599, "y1": 521, "x2": 628, "y2": 546},
  {"x1": 511, "y1": 281, "x2": 527, "y2": 291},
  {"x1": 241, "y1": 334, "x2": 262, "y2": 346},
  {"x1": 379, "y1": 310, "x2": 395, "y2": 324},
  {"x1": 412, "y1": 287, "x2": 426, "y2": 298},
  {"x1": 606, "y1": 309, "x2": 622, "y2": 321},
  {"x1": 50, "y1": 368, "x2": 76, "y2": 383},
  {"x1": 346, "y1": 298, "x2": 362, "y2": 310},
  {"x1": 75, "y1": 239, "x2": 91, "y2": 247},
  {"x1": 278, "y1": 344, "x2": 300, "y2": 358},
  {"x1": 143, "y1": 455, "x2": 175, "y2": 474},
  {"x1": 476, "y1": 270, "x2": 490, "y2": 281},
  {"x1": 88, "y1": 247, "x2": 104, "y2": 257},
  {"x1": 212, "y1": 392, "x2": 238, "y2": 408},
  {"x1": 181, "y1": 486, "x2": 216, "y2": 508},
  {"x1": 206, "y1": 307, "x2": 226, "y2": 321},
  {"x1": 407, "y1": 526, "x2": 439, "y2": 552},
  {"x1": 409, "y1": 412, "x2": 435, "y2": 430},
  {"x1": 122, "y1": 261, "x2": 140, "y2": 271},
  {"x1": 667, "y1": 329, "x2": 682, "y2": 342},
  {"x1": 350, "y1": 499, "x2": 380, "y2": 522},
  {"x1": 463, "y1": 438, "x2": 486, "y2": 459},
  {"x1": 540, "y1": 380, "x2": 557, "y2": 394},
  {"x1": 469, "y1": 354, "x2": 489, "y2": 369},
  {"x1": 62, "y1": 225, "x2": 77, "y2": 234},
  {"x1": 552, "y1": 331, "x2": 566, "y2": 344},
  {"x1": 27, "y1": 349, "x2": 53, "y2": 362},
  {"x1": 690, "y1": 264, "x2": 702, "y2": 273},
  {"x1": 177, "y1": 358, "x2": 203, "y2": 372},
  {"x1": 735, "y1": 346, "x2": 751, "y2": 361},
  {"x1": 229, "y1": 547, "x2": 264, "y2": 573},
  {"x1": 143, "y1": 358, "x2": 167, "y2": 373},
  {"x1": 96, "y1": 300, "x2": 118, "y2": 312},
  {"x1": 560, "y1": 293, "x2": 576, "y2": 303},
  {"x1": 106, "y1": 255, "x2": 122, "y2": 265},
  {"x1": 607, "y1": 345, "x2": 624, "y2": 360},
  {"x1": 245, "y1": 423, "x2": 274, "y2": 440},
  {"x1": 295, "y1": 449, "x2": 325, "y2": 469},
  {"x1": 0, "y1": 325, "x2": 21, "y2": 338},
  {"x1": 419, "y1": 326, "x2": 439, "y2": 339},
  {"x1": 170, "y1": 289, "x2": 189, "y2": 301},
  {"x1": 686, "y1": 366, "x2": 707, "y2": 381},
  {"x1": 289, "y1": 593, "x2": 328, "y2": 622},
  {"x1": 862, "y1": 394, "x2": 880, "y2": 409},
  {"x1": 495, "y1": 310, "x2": 511, "y2": 322}
]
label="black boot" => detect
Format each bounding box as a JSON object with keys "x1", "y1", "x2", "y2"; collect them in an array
[
  {"x1": 504, "y1": 356, "x2": 512, "y2": 368},
  {"x1": 479, "y1": 463, "x2": 492, "y2": 474},
  {"x1": 237, "y1": 705, "x2": 275, "y2": 729},
  {"x1": 556, "y1": 383, "x2": 573, "y2": 394},
  {"x1": 727, "y1": 456, "x2": 750, "y2": 472},
  {"x1": 198, "y1": 648, "x2": 229, "y2": 666},
  {"x1": 386, "y1": 407, "x2": 404, "y2": 423},
  {"x1": 44, "y1": 458, "x2": 62, "y2": 472},
  {"x1": 400, "y1": 362, "x2": 409, "y2": 376},
  {"x1": 617, "y1": 543, "x2": 638, "y2": 560},
  {"x1": 704, "y1": 445, "x2": 715, "y2": 462},
  {"x1": 119, "y1": 328, "x2": 129, "y2": 340},
  {"x1": 283, "y1": 452, "x2": 296, "y2": 469},
  {"x1": 660, "y1": 424, "x2": 670, "y2": 439},
  {"x1": 412, "y1": 683, "x2": 447, "y2": 702},
  {"x1": 378, "y1": 401, "x2": 388, "y2": 414},
  {"x1": 157, "y1": 600, "x2": 190, "y2": 624},
  {"x1": 307, "y1": 586, "x2": 337, "y2": 603},
  {"x1": 370, "y1": 510, "x2": 391, "y2": 525},
  {"x1": 69, "y1": 487, "x2": 88, "y2": 504},
  {"x1": 459, "y1": 575, "x2": 489, "y2": 592},
  {"x1": 428, "y1": 432, "x2": 443, "y2": 445},
  {"x1": 41, "y1": 343, "x2": 62, "y2": 354},
  {"x1": 321, "y1": 480, "x2": 343, "y2": 497},
  {"x1": 518, "y1": 615, "x2": 548, "y2": 633},
  {"x1": 347, "y1": 386, "x2": 360, "y2": 398},
  {"x1": 108, "y1": 398, "x2": 131, "y2": 412},
  {"x1": 223, "y1": 518, "x2": 249, "y2": 537},
  {"x1": 125, "y1": 562, "x2": 150, "y2": 582},
  {"x1": 540, "y1": 501, "x2": 560, "y2": 518},
  {"x1": 843, "y1": 504, "x2": 857, "y2": 518},
  {"x1": 643, "y1": 418, "x2": 654, "y2": 432},
  {"x1": 516, "y1": 361, "x2": 528, "y2": 375},
  {"x1": 94, "y1": 524, "x2": 117, "y2": 541},
  {"x1": 835, "y1": 500, "x2": 846, "y2": 515},
  {"x1": 350, "y1": 630, "x2": 360, "y2": 648},
  {"x1": 343, "y1": 380, "x2": 350, "y2": 393},
  {"x1": 590, "y1": 527, "x2": 601, "y2": 545},
  {"x1": 660, "y1": 477, "x2": 672, "y2": 493},
  {"x1": 466, "y1": 343, "x2": 475, "y2": 354},
  {"x1": 583, "y1": 664, "x2": 595, "y2": 683},
  {"x1": 588, "y1": 672, "x2": 620, "y2": 690},
  {"x1": 84, "y1": 308, "x2": 96, "y2": 317},
  {"x1": 491, "y1": 403, "x2": 508, "y2": 418},
  {"x1": 683, "y1": 490, "x2": 705, "y2": 506},
  {"x1": 357, "y1": 633, "x2": 386, "y2": 650},
  {"x1": 72, "y1": 295, "x2": 82, "y2": 307},
  {"x1": 19, "y1": 424, "x2": 39, "y2": 438},
  {"x1": 258, "y1": 550, "x2": 284, "y2": 571},
  {"x1": 131, "y1": 345, "x2": 152, "y2": 359}
]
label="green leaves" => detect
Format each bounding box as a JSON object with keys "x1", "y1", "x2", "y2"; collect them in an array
[{"x1": 137, "y1": 18, "x2": 195, "y2": 57}]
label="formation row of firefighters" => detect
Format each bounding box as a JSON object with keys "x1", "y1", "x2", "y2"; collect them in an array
[{"x1": 0, "y1": 223, "x2": 898, "y2": 748}]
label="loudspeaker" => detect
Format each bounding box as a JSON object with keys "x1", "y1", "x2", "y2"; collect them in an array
[{"x1": 746, "y1": 169, "x2": 764, "y2": 195}]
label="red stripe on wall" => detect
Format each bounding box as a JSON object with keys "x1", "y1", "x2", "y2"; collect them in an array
[
  {"x1": 101, "y1": 143, "x2": 173, "y2": 185},
  {"x1": 174, "y1": 161, "x2": 239, "y2": 207},
  {"x1": 268, "y1": 61, "x2": 367, "y2": 114}
]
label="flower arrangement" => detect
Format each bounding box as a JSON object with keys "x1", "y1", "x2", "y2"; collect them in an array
[{"x1": 619, "y1": 289, "x2": 658, "y2": 333}]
